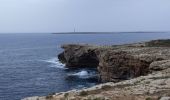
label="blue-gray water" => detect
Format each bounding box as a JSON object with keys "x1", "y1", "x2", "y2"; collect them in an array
[{"x1": 1, "y1": 32, "x2": 170, "y2": 100}]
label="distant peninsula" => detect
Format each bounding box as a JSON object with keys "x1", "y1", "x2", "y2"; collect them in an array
[{"x1": 52, "y1": 31, "x2": 168, "y2": 34}]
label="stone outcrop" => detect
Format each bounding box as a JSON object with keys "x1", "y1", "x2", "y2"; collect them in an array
[
  {"x1": 58, "y1": 39, "x2": 170, "y2": 82},
  {"x1": 149, "y1": 60, "x2": 170, "y2": 71},
  {"x1": 58, "y1": 44, "x2": 99, "y2": 68}
]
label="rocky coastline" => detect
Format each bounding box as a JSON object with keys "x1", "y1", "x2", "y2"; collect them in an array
[{"x1": 23, "y1": 39, "x2": 170, "y2": 100}]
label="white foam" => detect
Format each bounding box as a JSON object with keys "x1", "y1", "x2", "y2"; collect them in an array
[
  {"x1": 42, "y1": 58, "x2": 66, "y2": 69},
  {"x1": 70, "y1": 70, "x2": 97, "y2": 79},
  {"x1": 73, "y1": 70, "x2": 89, "y2": 76}
]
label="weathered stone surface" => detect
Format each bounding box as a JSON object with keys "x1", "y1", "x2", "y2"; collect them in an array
[
  {"x1": 149, "y1": 60, "x2": 170, "y2": 71},
  {"x1": 98, "y1": 51, "x2": 150, "y2": 82},
  {"x1": 160, "y1": 97, "x2": 170, "y2": 100}
]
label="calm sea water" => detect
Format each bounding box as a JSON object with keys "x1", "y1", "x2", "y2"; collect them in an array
[{"x1": 1, "y1": 33, "x2": 170, "y2": 100}]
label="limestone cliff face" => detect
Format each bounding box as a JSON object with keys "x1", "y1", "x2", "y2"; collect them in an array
[
  {"x1": 58, "y1": 40, "x2": 170, "y2": 82},
  {"x1": 98, "y1": 51, "x2": 150, "y2": 82}
]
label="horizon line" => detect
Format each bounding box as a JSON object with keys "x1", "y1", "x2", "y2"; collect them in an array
[{"x1": 0, "y1": 31, "x2": 169, "y2": 34}]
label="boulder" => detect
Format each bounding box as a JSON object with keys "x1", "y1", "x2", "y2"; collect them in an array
[{"x1": 149, "y1": 60, "x2": 170, "y2": 71}]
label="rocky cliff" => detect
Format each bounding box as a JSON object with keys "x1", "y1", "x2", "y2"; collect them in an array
[{"x1": 58, "y1": 39, "x2": 170, "y2": 82}]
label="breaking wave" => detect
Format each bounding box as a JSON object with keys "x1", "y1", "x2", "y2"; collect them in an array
[
  {"x1": 42, "y1": 58, "x2": 66, "y2": 69},
  {"x1": 69, "y1": 70, "x2": 97, "y2": 79},
  {"x1": 73, "y1": 70, "x2": 88, "y2": 76}
]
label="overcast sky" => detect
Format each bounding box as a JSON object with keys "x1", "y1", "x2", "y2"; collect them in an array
[{"x1": 0, "y1": 0, "x2": 170, "y2": 33}]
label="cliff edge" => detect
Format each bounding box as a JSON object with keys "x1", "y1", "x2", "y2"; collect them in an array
[{"x1": 58, "y1": 40, "x2": 170, "y2": 82}]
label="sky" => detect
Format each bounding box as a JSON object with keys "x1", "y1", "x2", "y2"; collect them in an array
[{"x1": 0, "y1": 0, "x2": 170, "y2": 33}]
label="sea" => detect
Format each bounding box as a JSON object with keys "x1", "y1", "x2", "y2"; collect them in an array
[{"x1": 0, "y1": 32, "x2": 170, "y2": 100}]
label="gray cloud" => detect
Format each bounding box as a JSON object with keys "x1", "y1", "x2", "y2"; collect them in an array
[{"x1": 0, "y1": 0, "x2": 170, "y2": 33}]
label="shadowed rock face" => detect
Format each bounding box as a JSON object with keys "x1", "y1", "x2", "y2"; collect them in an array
[
  {"x1": 58, "y1": 39, "x2": 170, "y2": 82},
  {"x1": 98, "y1": 51, "x2": 150, "y2": 82},
  {"x1": 58, "y1": 44, "x2": 99, "y2": 68}
]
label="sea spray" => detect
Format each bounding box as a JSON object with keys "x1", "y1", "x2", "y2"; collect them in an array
[
  {"x1": 41, "y1": 57, "x2": 66, "y2": 69},
  {"x1": 68, "y1": 69, "x2": 98, "y2": 79}
]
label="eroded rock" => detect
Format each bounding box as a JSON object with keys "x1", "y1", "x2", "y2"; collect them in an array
[
  {"x1": 58, "y1": 40, "x2": 170, "y2": 82},
  {"x1": 58, "y1": 44, "x2": 99, "y2": 68},
  {"x1": 98, "y1": 51, "x2": 150, "y2": 82}
]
